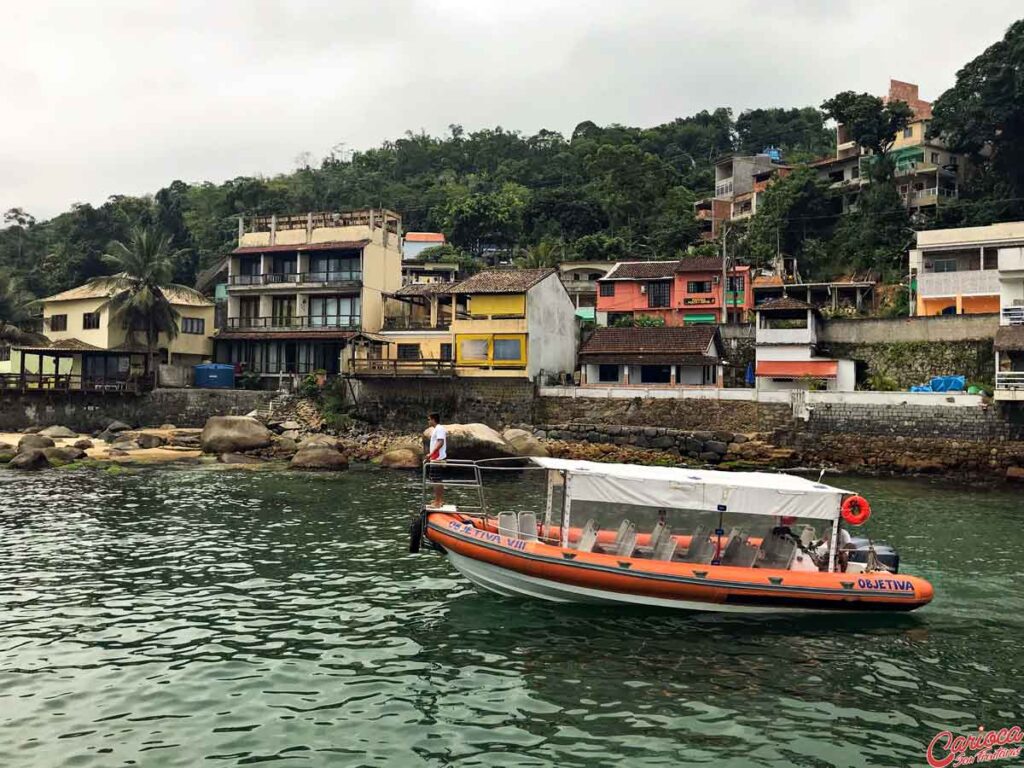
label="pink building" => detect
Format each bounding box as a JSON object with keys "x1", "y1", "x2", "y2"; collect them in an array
[{"x1": 596, "y1": 259, "x2": 753, "y2": 325}]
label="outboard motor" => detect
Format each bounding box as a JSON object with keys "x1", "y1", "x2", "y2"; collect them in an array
[{"x1": 847, "y1": 536, "x2": 900, "y2": 573}]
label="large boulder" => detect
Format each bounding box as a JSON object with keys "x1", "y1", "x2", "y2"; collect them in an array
[
  {"x1": 298, "y1": 434, "x2": 337, "y2": 449},
  {"x1": 218, "y1": 452, "x2": 266, "y2": 465},
  {"x1": 270, "y1": 436, "x2": 298, "y2": 457},
  {"x1": 0, "y1": 443, "x2": 17, "y2": 463},
  {"x1": 135, "y1": 433, "x2": 166, "y2": 449},
  {"x1": 502, "y1": 428, "x2": 549, "y2": 458},
  {"x1": 290, "y1": 446, "x2": 349, "y2": 471},
  {"x1": 9, "y1": 450, "x2": 50, "y2": 470},
  {"x1": 105, "y1": 420, "x2": 132, "y2": 433},
  {"x1": 18, "y1": 434, "x2": 55, "y2": 453},
  {"x1": 421, "y1": 423, "x2": 517, "y2": 461},
  {"x1": 200, "y1": 416, "x2": 273, "y2": 454},
  {"x1": 43, "y1": 446, "x2": 87, "y2": 466},
  {"x1": 376, "y1": 447, "x2": 423, "y2": 470},
  {"x1": 73, "y1": 439, "x2": 94, "y2": 450},
  {"x1": 38, "y1": 425, "x2": 78, "y2": 439}
]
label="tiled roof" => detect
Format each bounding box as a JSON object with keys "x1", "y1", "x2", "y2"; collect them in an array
[
  {"x1": 995, "y1": 326, "x2": 1024, "y2": 351},
  {"x1": 579, "y1": 326, "x2": 720, "y2": 360},
  {"x1": 603, "y1": 258, "x2": 726, "y2": 280},
  {"x1": 44, "y1": 279, "x2": 213, "y2": 307},
  {"x1": 393, "y1": 282, "x2": 455, "y2": 297},
  {"x1": 756, "y1": 297, "x2": 815, "y2": 312},
  {"x1": 404, "y1": 232, "x2": 446, "y2": 243},
  {"x1": 449, "y1": 268, "x2": 555, "y2": 294},
  {"x1": 14, "y1": 338, "x2": 104, "y2": 353}
]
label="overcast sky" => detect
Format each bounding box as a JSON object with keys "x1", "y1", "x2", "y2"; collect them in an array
[{"x1": 1, "y1": 0, "x2": 1020, "y2": 220}]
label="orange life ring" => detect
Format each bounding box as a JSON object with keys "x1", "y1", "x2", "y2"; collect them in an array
[{"x1": 841, "y1": 495, "x2": 871, "y2": 526}]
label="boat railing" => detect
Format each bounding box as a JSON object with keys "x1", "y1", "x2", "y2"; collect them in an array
[{"x1": 422, "y1": 459, "x2": 488, "y2": 514}]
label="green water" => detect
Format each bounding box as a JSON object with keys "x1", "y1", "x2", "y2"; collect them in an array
[{"x1": 0, "y1": 466, "x2": 1021, "y2": 767}]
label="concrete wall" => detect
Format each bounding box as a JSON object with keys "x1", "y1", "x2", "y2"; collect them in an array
[
  {"x1": 822, "y1": 313, "x2": 998, "y2": 344},
  {"x1": 526, "y1": 274, "x2": 577, "y2": 379},
  {"x1": 0, "y1": 389, "x2": 275, "y2": 431}
]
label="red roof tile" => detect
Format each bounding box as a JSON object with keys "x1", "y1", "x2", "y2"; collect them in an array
[
  {"x1": 579, "y1": 326, "x2": 721, "y2": 361},
  {"x1": 449, "y1": 268, "x2": 555, "y2": 294}
]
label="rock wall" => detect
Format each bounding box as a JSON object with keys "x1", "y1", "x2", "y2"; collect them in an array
[
  {"x1": 824, "y1": 340, "x2": 995, "y2": 390},
  {"x1": 535, "y1": 396, "x2": 792, "y2": 434},
  {"x1": 352, "y1": 377, "x2": 536, "y2": 430},
  {"x1": 0, "y1": 389, "x2": 275, "y2": 431},
  {"x1": 800, "y1": 400, "x2": 1023, "y2": 441}
]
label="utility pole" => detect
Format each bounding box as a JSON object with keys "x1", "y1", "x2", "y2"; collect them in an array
[{"x1": 721, "y1": 223, "x2": 729, "y2": 324}]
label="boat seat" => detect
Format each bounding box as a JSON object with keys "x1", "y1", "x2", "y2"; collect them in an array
[
  {"x1": 756, "y1": 531, "x2": 798, "y2": 569},
  {"x1": 652, "y1": 531, "x2": 678, "y2": 561},
  {"x1": 496, "y1": 512, "x2": 519, "y2": 540},
  {"x1": 596, "y1": 519, "x2": 633, "y2": 554},
  {"x1": 721, "y1": 533, "x2": 759, "y2": 567},
  {"x1": 681, "y1": 526, "x2": 715, "y2": 563},
  {"x1": 576, "y1": 519, "x2": 600, "y2": 553},
  {"x1": 615, "y1": 522, "x2": 638, "y2": 557},
  {"x1": 648, "y1": 519, "x2": 668, "y2": 550},
  {"x1": 518, "y1": 512, "x2": 538, "y2": 542}
]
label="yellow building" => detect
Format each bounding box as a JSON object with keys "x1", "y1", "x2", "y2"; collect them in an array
[
  {"x1": 0, "y1": 281, "x2": 214, "y2": 391},
  {"x1": 215, "y1": 209, "x2": 402, "y2": 383},
  {"x1": 361, "y1": 268, "x2": 578, "y2": 380}
]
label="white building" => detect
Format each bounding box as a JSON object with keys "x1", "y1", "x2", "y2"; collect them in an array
[
  {"x1": 994, "y1": 245, "x2": 1024, "y2": 401},
  {"x1": 754, "y1": 297, "x2": 856, "y2": 392}
]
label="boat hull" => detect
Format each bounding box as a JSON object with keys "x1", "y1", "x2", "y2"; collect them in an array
[{"x1": 425, "y1": 513, "x2": 934, "y2": 614}]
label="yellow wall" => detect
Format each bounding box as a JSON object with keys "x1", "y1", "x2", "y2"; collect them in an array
[
  {"x1": 466, "y1": 294, "x2": 525, "y2": 317},
  {"x1": 0, "y1": 350, "x2": 74, "y2": 376},
  {"x1": 917, "y1": 295, "x2": 999, "y2": 316},
  {"x1": 361, "y1": 238, "x2": 403, "y2": 333},
  {"x1": 380, "y1": 332, "x2": 452, "y2": 360}
]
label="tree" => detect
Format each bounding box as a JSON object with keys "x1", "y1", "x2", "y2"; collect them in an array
[
  {"x1": 88, "y1": 227, "x2": 207, "y2": 376},
  {"x1": 0, "y1": 274, "x2": 45, "y2": 345},
  {"x1": 929, "y1": 19, "x2": 1024, "y2": 217},
  {"x1": 821, "y1": 92, "x2": 914, "y2": 175},
  {"x1": 439, "y1": 184, "x2": 530, "y2": 256},
  {"x1": 735, "y1": 107, "x2": 833, "y2": 160}
]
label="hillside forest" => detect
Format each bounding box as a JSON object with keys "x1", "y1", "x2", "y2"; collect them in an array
[{"x1": 1, "y1": 19, "x2": 1022, "y2": 303}]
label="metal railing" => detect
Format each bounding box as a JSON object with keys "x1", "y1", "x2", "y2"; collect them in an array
[
  {"x1": 348, "y1": 358, "x2": 456, "y2": 376},
  {"x1": 996, "y1": 372, "x2": 1024, "y2": 389},
  {"x1": 0, "y1": 373, "x2": 153, "y2": 394},
  {"x1": 1002, "y1": 307, "x2": 1024, "y2": 326},
  {"x1": 382, "y1": 317, "x2": 451, "y2": 331},
  {"x1": 421, "y1": 459, "x2": 487, "y2": 513},
  {"x1": 225, "y1": 315, "x2": 360, "y2": 330},
  {"x1": 228, "y1": 272, "x2": 361, "y2": 286}
]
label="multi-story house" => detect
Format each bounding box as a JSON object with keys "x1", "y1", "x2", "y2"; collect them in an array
[
  {"x1": 694, "y1": 154, "x2": 789, "y2": 239},
  {"x1": 0, "y1": 281, "x2": 215, "y2": 392},
  {"x1": 215, "y1": 209, "x2": 402, "y2": 383},
  {"x1": 754, "y1": 297, "x2": 855, "y2": 391},
  {"x1": 355, "y1": 268, "x2": 577, "y2": 380},
  {"x1": 596, "y1": 258, "x2": 754, "y2": 326},
  {"x1": 817, "y1": 80, "x2": 963, "y2": 214},
  {"x1": 994, "y1": 236, "x2": 1024, "y2": 401},
  {"x1": 907, "y1": 222, "x2": 1024, "y2": 316},
  {"x1": 558, "y1": 261, "x2": 616, "y2": 320}
]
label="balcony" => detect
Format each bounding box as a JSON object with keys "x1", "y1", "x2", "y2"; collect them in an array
[
  {"x1": 562, "y1": 280, "x2": 599, "y2": 295},
  {"x1": 757, "y1": 327, "x2": 816, "y2": 345},
  {"x1": 348, "y1": 358, "x2": 456, "y2": 377},
  {"x1": 382, "y1": 317, "x2": 451, "y2": 331},
  {"x1": 225, "y1": 315, "x2": 360, "y2": 331},
  {"x1": 916, "y1": 270, "x2": 1000, "y2": 298},
  {"x1": 901, "y1": 187, "x2": 957, "y2": 206},
  {"x1": 228, "y1": 271, "x2": 362, "y2": 288},
  {"x1": 1003, "y1": 307, "x2": 1024, "y2": 326}
]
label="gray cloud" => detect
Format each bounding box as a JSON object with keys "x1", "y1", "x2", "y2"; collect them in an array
[{"x1": 0, "y1": 0, "x2": 1020, "y2": 218}]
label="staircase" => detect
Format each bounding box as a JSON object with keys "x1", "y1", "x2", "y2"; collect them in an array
[{"x1": 254, "y1": 393, "x2": 290, "y2": 422}]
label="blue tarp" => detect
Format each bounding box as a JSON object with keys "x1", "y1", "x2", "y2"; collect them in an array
[{"x1": 909, "y1": 375, "x2": 966, "y2": 393}]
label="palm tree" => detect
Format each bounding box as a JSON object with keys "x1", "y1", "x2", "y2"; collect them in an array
[
  {"x1": 88, "y1": 227, "x2": 205, "y2": 378},
  {"x1": 0, "y1": 274, "x2": 46, "y2": 346},
  {"x1": 515, "y1": 239, "x2": 562, "y2": 269}
]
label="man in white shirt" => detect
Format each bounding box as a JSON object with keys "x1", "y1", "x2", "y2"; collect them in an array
[{"x1": 426, "y1": 412, "x2": 447, "y2": 508}]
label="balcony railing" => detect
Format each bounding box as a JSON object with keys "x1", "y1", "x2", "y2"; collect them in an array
[
  {"x1": 0, "y1": 373, "x2": 153, "y2": 394},
  {"x1": 382, "y1": 317, "x2": 451, "y2": 331},
  {"x1": 228, "y1": 272, "x2": 362, "y2": 287},
  {"x1": 225, "y1": 315, "x2": 360, "y2": 330},
  {"x1": 1003, "y1": 307, "x2": 1024, "y2": 326},
  {"x1": 917, "y1": 270, "x2": 1000, "y2": 298},
  {"x1": 996, "y1": 372, "x2": 1024, "y2": 389},
  {"x1": 348, "y1": 358, "x2": 456, "y2": 377},
  {"x1": 901, "y1": 187, "x2": 957, "y2": 205}
]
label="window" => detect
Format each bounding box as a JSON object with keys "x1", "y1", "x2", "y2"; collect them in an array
[
  {"x1": 851, "y1": 165, "x2": 859, "y2": 179},
  {"x1": 397, "y1": 344, "x2": 421, "y2": 360},
  {"x1": 931, "y1": 152, "x2": 940, "y2": 164},
  {"x1": 0, "y1": 346, "x2": 9, "y2": 362},
  {"x1": 182, "y1": 317, "x2": 206, "y2": 335},
  {"x1": 493, "y1": 338, "x2": 522, "y2": 361},
  {"x1": 640, "y1": 365, "x2": 672, "y2": 384},
  {"x1": 460, "y1": 338, "x2": 489, "y2": 361},
  {"x1": 440, "y1": 343, "x2": 452, "y2": 361},
  {"x1": 271, "y1": 297, "x2": 295, "y2": 325},
  {"x1": 598, "y1": 364, "x2": 619, "y2": 383},
  {"x1": 903, "y1": 127, "x2": 913, "y2": 138},
  {"x1": 727, "y1": 276, "x2": 744, "y2": 292},
  {"x1": 647, "y1": 282, "x2": 670, "y2": 308},
  {"x1": 589, "y1": 273, "x2": 602, "y2": 281},
  {"x1": 309, "y1": 255, "x2": 360, "y2": 281},
  {"x1": 931, "y1": 258, "x2": 958, "y2": 273},
  {"x1": 308, "y1": 295, "x2": 360, "y2": 327},
  {"x1": 687, "y1": 281, "x2": 713, "y2": 294},
  {"x1": 599, "y1": 282, "x2": 615, "y2": 297},
  {"x1": 49, "y1": 314, "x2": 67, "y2": 332},
  {"x1": 83, "y1": 312, "x2": 100, "y2": 330}
]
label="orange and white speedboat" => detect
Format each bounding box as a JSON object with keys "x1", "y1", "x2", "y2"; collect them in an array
[{"x1": 411, "y1": 458, "x2": 934, "y2": 614}]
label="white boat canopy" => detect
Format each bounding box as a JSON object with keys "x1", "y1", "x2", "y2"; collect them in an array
[{"x1": 530, "y1": 457, "x2": 854, "y2": 521}]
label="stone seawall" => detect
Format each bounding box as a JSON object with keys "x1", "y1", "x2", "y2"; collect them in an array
[
  {"x1": 0, "y1": 389, "x2": 275, "y2": 431},
  {"x1": 353, "y1": 377, "x2": 536, "y2": 430},
  {"x1": 803, "y1": 401, "x2": 1023, "y2": 441}
]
